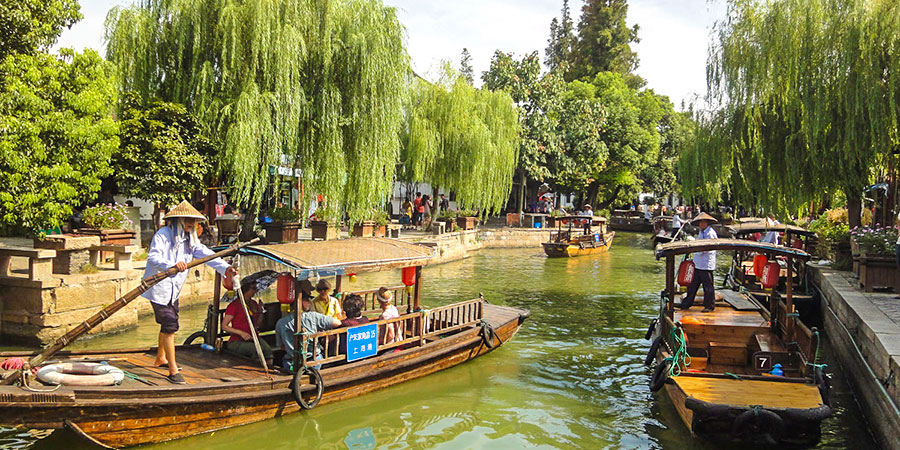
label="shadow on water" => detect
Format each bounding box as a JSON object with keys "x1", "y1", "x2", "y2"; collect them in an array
[{"x1": 2, "y1": 232, "x2": 877, "y2": 449}]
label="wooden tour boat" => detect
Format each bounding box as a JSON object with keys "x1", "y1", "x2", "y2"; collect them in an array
[
  {"x1": 608, "y1": 209, "x2": 653, "y2": 232},
  {"x1": 0, "y1": 238, "x2": 529, "y2": 448},
  {"x1": 647, "y1": 239, "x2": 831, "y2": 445},
  {"x1": 541, "y1": 215, "x2": 615, "y2": 257}
]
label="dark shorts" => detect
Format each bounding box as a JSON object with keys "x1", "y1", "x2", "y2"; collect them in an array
[{"x1": 152, "y1": 300, "x2": 180, "y2": 334}]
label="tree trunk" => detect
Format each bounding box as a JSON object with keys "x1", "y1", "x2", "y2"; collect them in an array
[
  {"x1": 152, "y1": 204, "x2": 162, "y2": 231},
  {"x1": 585, "y1": 181, "x2": 600, "y2": 208},
  {"x1": 847, "y1": 187, "x2": 862, "y2": 230},
  {"x1": 518, "y1": 172, "x2": 526, "y2": 214},
  {"x1": 239, "y1": 208, "x2": 258, "y2": 241},
  {"x1": 432, "y1": 185, "x2": 440, "y2": 218},
  {"x1": 596, "y1": 185, "x2": 624, "y2": 212}
]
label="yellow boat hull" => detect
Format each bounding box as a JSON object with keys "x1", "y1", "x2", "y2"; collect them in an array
[{"x1": 542, "y1": 232, "x2": 615, "y2": 257}]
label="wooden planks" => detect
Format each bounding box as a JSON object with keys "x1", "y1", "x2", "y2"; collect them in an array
[{"x1": 674, "y1": 376, "x2": 824, "y2": 409}]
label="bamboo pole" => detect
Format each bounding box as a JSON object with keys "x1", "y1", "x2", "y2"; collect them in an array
[{"x1": 0, "y1": 238, "x2": 260, "y2": 385}]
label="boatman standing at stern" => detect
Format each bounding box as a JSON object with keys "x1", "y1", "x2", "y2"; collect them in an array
[
  {"x1": 680, "y1": 212, "x2": 719, "y2": 312},
  {"x1": 143, "y1": 201, "x2": 237, "y2": 384}
]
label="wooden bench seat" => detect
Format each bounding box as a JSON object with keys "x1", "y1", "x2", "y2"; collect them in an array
[
  {"x1": 90, "y1": 244, "x2": 139, "y2": 271},
  {"x1": 754, "y1": 333, "x2": 786, "y2": 353},
  {"x1": 0, "y1": 246, "x2": 56, "y2": 281}
]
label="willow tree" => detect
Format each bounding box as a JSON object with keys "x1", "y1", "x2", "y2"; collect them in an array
[
  {"x1": 400, "y1": 69, "x2": 520, "y2": 216},
  {"x1": 105, "y1": 0, "x2": 408, "y2": 222},
  {"x1": 682, "y1": 0, "x2": 900, "y2": 226}
]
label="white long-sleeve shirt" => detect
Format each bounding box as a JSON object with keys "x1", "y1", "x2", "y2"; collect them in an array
[
  {"x1": 141, "y1": 225, "x2": 230, "y2": 306},
  {"x1": 693, "y1": 226, "x2": 718, "y2": 270}
]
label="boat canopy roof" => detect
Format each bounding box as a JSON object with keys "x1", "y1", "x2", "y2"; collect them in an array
[
  {"x1": 223, "y1": 238, "x2": 434, "y2": 277},
  {"x1": 554, "y1": 215, "x2": 607, "y2": 221},
  {"x1": 727, "y1": 222, "x2": 816, "y2": 237},
  {"x1": 656, "y1": 238, "x2": 811, "y2": 260}
]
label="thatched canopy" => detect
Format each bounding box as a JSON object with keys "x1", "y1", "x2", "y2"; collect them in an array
[{"x1": 238, "y1": 238, "x2": 434, "y2": 274}]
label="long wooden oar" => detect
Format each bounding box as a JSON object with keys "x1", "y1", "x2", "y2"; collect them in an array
[{"x1": 0, "y1": 238, "x2": 260, "y2": 385}]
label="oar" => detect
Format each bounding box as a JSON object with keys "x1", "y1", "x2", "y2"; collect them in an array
[{"x1": 0, "y1": 238, "x2": 260, "y2": 386}]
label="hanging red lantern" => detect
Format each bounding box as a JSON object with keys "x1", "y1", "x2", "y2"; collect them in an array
[
  {"x1": 276, "y1": 275, "x2": 295, "y2": 304},
  {"x1": 402, "y1": 266, "x2": 417, "y2": 286},
  {"x1": 761, "y1": 261, "x2": 780, "y2": 289},
  {"x1": 677, "y1": 260, "x2": 695, "y2": 287},
  {"x1": 223, "y1": 272, "x2": 234, "y2": 291},
  {"x1": 347, "y1": 272, "x2": 357, "y2": 283},
  {"x1": 752, "y1": 254, "x2": 768, "y2": 277}
]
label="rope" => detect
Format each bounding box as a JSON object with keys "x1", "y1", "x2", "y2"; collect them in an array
[
  {"x1": 668, "y1": 326, "x2": 691, "y2": 377},
  {"x1": 725, "y1": 372, "x2": 741, "y2": 380},
  {"x1": 20, "y1": 370, "x2": 61, "y2": 392}
]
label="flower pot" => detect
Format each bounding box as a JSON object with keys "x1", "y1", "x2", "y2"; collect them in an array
[
  {"x1": 310, "y1": 221, "x2": 339, "y2": 241},
  {"x1": 352, "y1": 221, "x2": 376, "y2": 237},
  {"x1": 76, "y1": 228, "x2": 136, "y2": 246},
  {"x1": 374, "y1": 224, "x2": 387, "y2": 237},
  {"x1": 858, "y1": 255, "x2": 899, "y2": 292},
  {"x1": 263, "y1": 222, "x2": 300, "y2": 243},
  {"x1": 457, "y1": 216, "x2": 477, "y2": 231}
]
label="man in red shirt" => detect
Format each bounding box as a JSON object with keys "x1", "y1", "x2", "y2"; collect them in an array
[
  {"x1": 412, "y1": 192, "x2": 423, "y2": 226},
  {"x1": 221, "y1": 282, "x2": 274, "y2": 367}
]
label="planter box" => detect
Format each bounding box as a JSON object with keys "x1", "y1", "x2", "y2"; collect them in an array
[
  {"x1": 457, "y1": 216, "x2": 477, "y2": 231},
  {"x1": 373, "y1": 224, "x2": 387, "y2": 238},
  {"x1": 858, "y1": 255, "x2": 900, "y2": 292},
  {"x1": 851, "y1": 240, "x2": 861, "y2": 276},
  {"x1": 352, "y1": 221, "x2": 376, "y2": 237},
  {"x1": 310, "y1": 221, "x2": 339, "y2": 241},
  {"x1": 76, "y1": 228, "x2": 136, "y2": 246},
  {"x1": 506, "y1": 213, "x2": 521, "y2": 227},
  {"x1": 263, "y1": 222, "x2": 300, "y2": 243},
  {"x1": 34, "y1": 234, "x2": 101, "y2": 275},
  {"x1": 830, "y1": 242, "x2": 852, "y2": 271}
]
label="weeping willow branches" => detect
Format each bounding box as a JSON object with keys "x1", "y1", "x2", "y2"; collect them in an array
[
  {"x1": 401, "y1": 69, "x2": 520, "y2": 215},
  {"x1": 105, "y1": 0, "x2": 409, "y2": 221},
  {"x1": 681, "y1": 0, "x2": 900, "y2": 217}
]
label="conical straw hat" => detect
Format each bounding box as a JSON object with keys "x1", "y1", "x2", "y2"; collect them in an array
[
  {"x1": 164, "y1": 201, "x2": 206, "y2": 221},
  {"x1": 691, "y1": 212, "x2": 718, "y2": 224}
]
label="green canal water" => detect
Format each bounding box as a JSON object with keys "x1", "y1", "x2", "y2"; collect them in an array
[{"x1": 1, "y1": 233, "x2": 877, "y2": 449}]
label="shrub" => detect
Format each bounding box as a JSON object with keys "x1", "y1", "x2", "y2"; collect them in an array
[
  {"x1": 269, "y1": 206, "x2": 300, "y2": 223},
  {"x1": 850, "y1": 225, "x2": 897, "y2": 255},
  {"x1": 82, "y1": 203, "x2": 132, "y2": 229}
]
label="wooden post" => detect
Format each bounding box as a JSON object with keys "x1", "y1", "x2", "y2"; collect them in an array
[
  {"x1": 335, "y1": 274, "x2": 342, "y2": 294},
  {"x1": 413, "y1": 265, "x2": 423, "y2": 311},
  {"x1": 209, "y1": 272, "x2": 222, "y2": 345},
  {"x1": 665, "y1": 255, "x2": 675, "y2": 322},
  {"x1": 786, "y1": 255, "x2": 794, "y2": 336}
]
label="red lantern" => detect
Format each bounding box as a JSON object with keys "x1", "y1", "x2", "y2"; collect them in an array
[
  {"x1": 752, "y1": 254, "x2": 768, "y2": 277},
  {"x1": 276, "y1": 275, "x2": 295, "y2": 304},
  {"x1": 677, "y1": 260, "x2": 695, "y2": 287},
  {"x1": 402, "y1": 266, "x2": 417, "y2": 286},
  {"x1": 223, "y1": 272, "x2": 234, "y2": 290},
  {"x1": 761, "y1": 261, "x2": 780, "y2": 289}
]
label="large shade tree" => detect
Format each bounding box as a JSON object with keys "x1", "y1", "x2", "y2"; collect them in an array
[
  {"x1": 105, "y1": 0, "x2": 409, "y2": 222},
  {"x1": 680, "y1": 0, "x2": 900, "y2": 226}
]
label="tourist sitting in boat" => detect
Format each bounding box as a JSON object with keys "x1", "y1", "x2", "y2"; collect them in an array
[
  {"x1": 312, "y1": 279, "x2": 344, "y2": 320},
  {"x1": 275, "y1": 293, "x2": 342, "y2": 371},
  {"x1": 338, "y1": 294, "x2": 370, "y2": 355},
  {"x1": 221, "y1": 282, "x2": 274, "y2": 367},
  {"x1": 679, "y1": 212, "x2": 719, "y2": 312},
  {"x1": 377, "y1": 287, "x2": 401, "y2": 345}
]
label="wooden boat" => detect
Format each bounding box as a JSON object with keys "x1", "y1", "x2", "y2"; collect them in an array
[
  {"x1": 541, "y1": 215, "x2": 614, "y2": 257},
  {"x1": 647, "y1": 239, "x2": 831, "y2": 445},
  {"x1": 608, "y1": 209, "x2": 653, "y2": 232},
  {"x1": 0, "y1": 238, "x2": 529, "y2": 448}
]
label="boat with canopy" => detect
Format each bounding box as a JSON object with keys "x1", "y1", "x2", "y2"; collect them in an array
[
  {"x1": 608, "y1": 209, "x2": 653, "y2": 232},
  {"x1": 647, "y1": 239, "x2": 831, "y2": 445},
  {"x1": 541, "y1": 215, "x2": 614, "y2": 257},
  {"x1": 0, "y1": 238, "x2": 529, "y2": 448}
]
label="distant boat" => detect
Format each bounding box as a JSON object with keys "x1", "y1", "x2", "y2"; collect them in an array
[
  {"x1": 608, "y1": 209, "x2": 653, "y2": 232},
  {"x1": 542, "y1": 215, "x2": 615, "y2": 257}
]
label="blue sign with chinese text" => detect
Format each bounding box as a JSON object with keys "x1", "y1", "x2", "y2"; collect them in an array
[{"x1": 346, "y1": 323, "x2": 378, "y2": 362}]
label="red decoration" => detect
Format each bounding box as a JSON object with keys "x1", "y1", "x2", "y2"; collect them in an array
[
  {"x1": 402, "y1": 266, "x2": 417, "y2": 286},
  {"x1": 677, "y1": 260, "x2": 695, "y2": 287},
  {"x1": 277, "y1": 275, "x2": 295, "y2": 304},
  {"x1": 761, "y1": 261, "x2": 780, "y2": 289},
  {"x1": 223, "y1": 272, "x2": 234, "y2": 290},
  {"x1": 752, "y1": 254, "x2": 768, "y2": 277}
]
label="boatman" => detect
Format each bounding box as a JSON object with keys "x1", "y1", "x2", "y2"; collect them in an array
[
  {"x1": 670, "y1": 212, "x2": 684, "y2": 238},
  {"x1": 144, "y1": 201, "x2": 237, "y2": 384},
  {"x1": 680, "y1": 212, "x2": 719, "y2": 313}
]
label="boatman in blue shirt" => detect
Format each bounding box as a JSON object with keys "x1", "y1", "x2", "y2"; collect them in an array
[
  {"x1": 143, "y1": 201, "x2": 237, "y2": 384},
  {"x1": 680, "y1": 212, "x2": 719, "y2": 313}
]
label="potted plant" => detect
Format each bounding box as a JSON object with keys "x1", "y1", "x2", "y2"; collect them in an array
[
  {"x1": 263, "y1": 206, "x2": 301, "y2": 242},
  {"x1": 77, "y1": 203, "x2": 137, "y2": 245},
  {"x1": 850, "y1": 225, "x2": 899, "y2": 292},
  {"x1": 457, "y1": 209, "x2": 479, "y2": 231},
  {"x1": 310, "y1": 207, "x2": 339, "y2": 241},
  {"x1": 373, "y1": 210, "x2": 389, "y2": 237},
  {"x1": 808, "y1": 208, "x2": 850, "y2": 269},
  {"x1": 434, "y1": 210, "x2": 456, "y2": 233}
]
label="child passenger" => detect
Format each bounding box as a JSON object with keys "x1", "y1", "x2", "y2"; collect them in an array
[{"x1": 377, "y1": 287, "x2": 402, "y2": 345}]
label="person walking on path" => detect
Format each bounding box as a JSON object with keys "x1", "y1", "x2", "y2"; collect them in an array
[
  {"x1": 143, "y1": 201, "x2": 236, "y2": 384},
  {"x1": 679, "y1": 212, "x2": 719, "y2": 312}
]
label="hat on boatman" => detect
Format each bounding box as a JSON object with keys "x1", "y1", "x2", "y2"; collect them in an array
[
  {"x1": 690, "y1": 212, "x2": 718, "y2": 224},
  {"x1": 164, "y1": 200, "x2": 206, "y2": 221}
]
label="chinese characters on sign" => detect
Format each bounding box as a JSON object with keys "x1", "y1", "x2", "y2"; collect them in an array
[{"x1": 346, "y1": 323, "x2": 378, "y2": 362}]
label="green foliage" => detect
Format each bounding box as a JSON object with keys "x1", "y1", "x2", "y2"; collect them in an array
[
  {"x1": 683, "y1": 0, "x2": 900, "y2": 220},
  {"x1": 567, "y1": 0, "x2": 642, "y2": 87},
  {"x1": 105, "y1": 0, "x2": 409, "y2": 223},
  {"x1": 82, "y1": 203, "x2": 132, "y2": 230},
  {"x1": 0, "y1": 0, "x2": 82, "y2": 59},
  {"x1": 269, "y1": 206, "x2": 300, "y2": 223},
  {"x1": 0, "y1": 49, "x2": 119, "y2": 237},
  {"x1": 850, "y1": 225, "x2": 897, "y2": 256},
  {"x1": 460, "y1": 48, "x2": 474, "y2": 85},
  {"x1": 457, "y1": 209, "x2": 479, "y2": 218},
  {"x1": 545, "y1": 0, "x2": 576, "y2": 73},
  {"x1": 401, "y1": 67, "x2": 520, "y2": 215},
  {"x1": 113, "y1": 93, "x2": 214, "y2": 209},
  {"x1": 808, "y1": 209, "x2": 850, "y2": 245}
]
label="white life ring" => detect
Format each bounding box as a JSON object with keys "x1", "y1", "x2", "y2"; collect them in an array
[{"x1": 36, "y1": 362, "x2": 125, "y2": 386}]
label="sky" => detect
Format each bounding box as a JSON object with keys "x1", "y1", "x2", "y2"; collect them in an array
[{"x1": 54, "y1": 0, "x2": 727, "y2": 110}]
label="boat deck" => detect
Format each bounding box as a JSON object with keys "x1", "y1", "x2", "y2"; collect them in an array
[{"x1": 674, "y1": 376, "x2": 824, "y2": 409}]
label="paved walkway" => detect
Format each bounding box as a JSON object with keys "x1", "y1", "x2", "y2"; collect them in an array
[{"x1": 835, "y1": 270, "x2": 900, "y2": 325}]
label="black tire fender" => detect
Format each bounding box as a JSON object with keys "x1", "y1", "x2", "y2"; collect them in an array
[
  {"x1": 731, "y1": 407, "x2": 784, "y2": 442},
  {"x1": 183, "y1": 331, "x2": 205, "y2": 346},
  {"x1": 644, "y1": 336, "x2": 663, "y2": 366},
  {"x1": 649, "y1": 359, "x2": 671, "y2": 392},
  {"x1": 292, "y1": 367, "x2": 324, "y2": 410},
  {"x1": 645, "y1": 318, "x2": 658, "y2": 340},
  {"x1": 481, "y1": 321, "x2": 497, "y2": 349}
]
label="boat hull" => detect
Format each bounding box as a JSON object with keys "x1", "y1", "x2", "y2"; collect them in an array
[
  {"x1": 0, "y1": 305, "x2": 528, "y2": 448},
  {"x1": 542, "y1": 232, "x2": 614, "y2": 257}
]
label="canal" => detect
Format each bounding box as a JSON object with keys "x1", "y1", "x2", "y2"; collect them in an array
[{"x1": 1, "y1": 233, "x2": 877, "y2": 449}]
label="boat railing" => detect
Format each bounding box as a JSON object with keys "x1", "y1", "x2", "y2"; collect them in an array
[
  {"x1": 299, "y1": 298, "x2": 484, "y2": 368},
  {"x1": 549, "y1": 230, "x2": 571, "y2": 243},
  {"x1": 352, "y1": 285, "x2": 413, "y2": 314}
]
